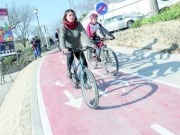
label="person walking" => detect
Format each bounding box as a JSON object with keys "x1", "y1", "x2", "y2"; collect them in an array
[
  {"x1": 34, "y1": 36, "x2": 41, "y2": 57},
  {"x1": 30, "y1": 38, "x2": 38, "y2": 60},
  {"x1": 55, "y1": 29, "x2": 61, "y2": 51}
]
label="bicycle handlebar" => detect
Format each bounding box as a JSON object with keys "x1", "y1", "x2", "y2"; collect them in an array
[
  {"x1": 100, "y1": 37, "x2": 115, "y2": 41},
  {"x1": 63, "y1": 46, "x2": 93, "y2": 55},
  {"x1": 71, "y1": 46, "x2": 93, "y2": 52}
]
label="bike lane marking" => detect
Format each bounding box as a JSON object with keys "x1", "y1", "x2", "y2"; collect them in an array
[
  {"x1": 37, "y1": 56, "x2": 53, "y2": 135},
  {"x1": 63, "y1": 90, "x2": 83, "y2": 109},
  {"x1": 39, "y1": 51, "x2": 180, "y2": 135},
  {"x1": 151, "y1": 124, "x2": 176, "y2": 135},
  {"x1": 91, "y1": 68, "x2": 180, "y2": 135}
]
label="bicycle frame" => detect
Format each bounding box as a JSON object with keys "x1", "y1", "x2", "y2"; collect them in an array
[
  {"x1": 94, "y1": 39, "x2": 108, "y2": 58},
  {"x1": 71, "y1": 51, "x2": 86, "y2": 82}
]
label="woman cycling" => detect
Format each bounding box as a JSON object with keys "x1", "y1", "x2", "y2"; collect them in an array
[{"x1": 60, "y1": 9, "x2": 95, "y2": 79}]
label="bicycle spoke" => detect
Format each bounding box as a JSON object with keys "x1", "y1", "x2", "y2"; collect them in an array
[
  {"x1": 86, "y1": 49, "x2": 97, "y2": 69},
  {"x1": 81, "y1": 68, "x2": 99, "y2": 109},
  {"x1": 103, "y1": 48, "x2": 119, "y2": 76}
]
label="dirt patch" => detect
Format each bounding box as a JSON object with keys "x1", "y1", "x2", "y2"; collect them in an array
[{"x1": 108, "y1": 19, "x2": 180, "y2": 54}]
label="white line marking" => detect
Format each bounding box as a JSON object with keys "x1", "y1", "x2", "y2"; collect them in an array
[
  {"x1": 122, "y1": 88, "x2": 127, "y2": 93},
  {"x1": 119, "y1": 69, "x2": 180, "y2": 89},
  {"x1": 37, "y1": 57, "x2": 53, "y2": 135},
  {"x1": 64, "y1": 90, "x2": 76, "y2": 100},
  {"x1": 99, "y1": 88, "x2": 108, "y2": 97},
  {"x1": 61, "y1": 60, "x2": 65, "y2": 64},
  {"x1": 55, "y1": 80, "x2": 68, "y2": 87},
  {"x1": 63, "y1": 90, "x2": 83, "y2": 109},
  {"x1": 91, "y1": 69, "x2": 106, "y2": 78},
  {"x1": 151, "y1": 124, "x2": 176, "y2": 135}
]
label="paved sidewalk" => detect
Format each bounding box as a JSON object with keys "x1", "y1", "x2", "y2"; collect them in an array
[
  {"x1": 0, "y1": 58, "x2": 42, "y2": 135},
  {"x1": 0, "y1": 72, "x2": 19, "y2": 105},
  {"x1": 109, "y1": 45, "x2": 180, "y2": 87}
]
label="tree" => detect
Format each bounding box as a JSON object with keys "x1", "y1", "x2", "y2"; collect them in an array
[
  {"x1": 30, "y1": 26, "x2": 41, "y2": 38},
  {"x1": 79, "y1": 13, "x2": 88, "y2": 21},
  {"x1": 8, "y1": 4, "x2": 35, "y2": 47},
  {"x1": 48, "y1": 19, "x2": 61, "y2": 37},
  {"x1": 149, "y1": 0, "x2": 160, "y2": 15}
]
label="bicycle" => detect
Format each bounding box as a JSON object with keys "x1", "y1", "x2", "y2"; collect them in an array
[
  {"x1": 86, "y1": 38, "x2": 119, "y2": 76},
  {"x1": 65, "y1": 47, "x2": 99, "y2": 109}
]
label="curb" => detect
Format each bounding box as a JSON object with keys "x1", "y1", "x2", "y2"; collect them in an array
[{"x1": 31, "y1": 59, "x2": 44, "y2": 135}]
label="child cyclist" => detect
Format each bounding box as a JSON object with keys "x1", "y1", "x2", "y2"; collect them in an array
[{"x1": 86, "y1": 13, "x2": 115, "y2": 61}]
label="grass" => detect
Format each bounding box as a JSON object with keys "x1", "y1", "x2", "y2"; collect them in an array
[
  {"x1": 15, "y1": 42, "x2": 31, "y2": 51},
  {"x1": 132, "y1": 2, "x2": 180, "y2": 28},
  {"x1": 2, "y1": 42, "x2": 33, "y2": 64}
]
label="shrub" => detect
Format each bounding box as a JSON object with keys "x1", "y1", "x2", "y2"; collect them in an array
[
  {"x1": 132, "y1": 2, "x2": 180, "y2": 28},
  {"x1": 2, "y1": 55, "x2": 15, "y2": 64}
]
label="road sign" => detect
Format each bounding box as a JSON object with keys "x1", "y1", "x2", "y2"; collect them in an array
[{"x1": 96, "y1": 2, "x2": 108, "y2": 15}]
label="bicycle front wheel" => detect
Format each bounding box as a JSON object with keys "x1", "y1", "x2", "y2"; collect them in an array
[
  {"x1": 102, "y1": 47, "x2": 119, "y2": 76},
  {"x1": 80, "y1": 67, "x2": 99, "y2": 109}
]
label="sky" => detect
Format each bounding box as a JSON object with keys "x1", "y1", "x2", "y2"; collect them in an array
[
  {"x1": 1, "y1": 0, "x2": 178, "y2": 34},
  {"x1": 0, "y1": 0, "x2": 82, "y2": 30}
]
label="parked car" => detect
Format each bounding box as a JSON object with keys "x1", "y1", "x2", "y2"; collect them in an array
[{"x1": 103, "y1": 13, "x2": 144, "y2": 32}]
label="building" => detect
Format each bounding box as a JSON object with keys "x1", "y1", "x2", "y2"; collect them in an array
[{"x1": 81, "y1": 0, "x2": 180, "y2": 28}]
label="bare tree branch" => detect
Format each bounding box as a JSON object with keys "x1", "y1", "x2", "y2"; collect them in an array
[
  {"x1": 48, "y1": 19, "x2": 61, "y2": 37},
  {"x1": 8, "y1": 3, "x2": 35, "y2": 47}
]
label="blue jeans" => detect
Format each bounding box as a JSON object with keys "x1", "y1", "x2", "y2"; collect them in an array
[{"x1": 34, "y1": 47, "x2": 40, "y2": 59}]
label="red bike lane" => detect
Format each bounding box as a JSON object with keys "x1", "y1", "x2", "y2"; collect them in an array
[{"x1": 38, "y1": 50, "x2": 180, "y2": 135}]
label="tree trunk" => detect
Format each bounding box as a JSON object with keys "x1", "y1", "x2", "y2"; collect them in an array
[{"x1": 149, "y1": 0, "x2": 160, "y2": 15}]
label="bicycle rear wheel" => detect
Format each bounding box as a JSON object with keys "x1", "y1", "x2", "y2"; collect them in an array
[
  {"x1": 102, "y1": 47, "x2": 119, "y2": 76},
  {"x1": 80, "y1": 67, "x2": 99, "y2": 109},
  {"x1": 86, "y1": 49, "x2": 97, "y2": 69}
]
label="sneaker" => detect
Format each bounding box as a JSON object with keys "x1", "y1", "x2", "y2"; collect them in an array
[{"x1": 67, "y1": 71, "x2": 72, "y2": 79}]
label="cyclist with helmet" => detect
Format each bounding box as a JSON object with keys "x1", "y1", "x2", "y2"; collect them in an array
[{"x1": 86, "y1": 13, "x2": 115, "y2": 61}]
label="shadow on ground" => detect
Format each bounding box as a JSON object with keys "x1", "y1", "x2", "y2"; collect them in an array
[{"x1": 95, "y1": 39, "x2": 180, "y2": 110}]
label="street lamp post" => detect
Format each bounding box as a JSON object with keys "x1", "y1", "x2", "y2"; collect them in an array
[
  {"x1": 33, "y1": 8, "x2": 44, "y2": 47},
  {"x1": 43, "y1": 25, "x2": 49, "y2": 49}
]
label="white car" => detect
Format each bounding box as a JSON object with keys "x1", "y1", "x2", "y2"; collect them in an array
[{"x1": 103, "y1": 13, "x2": 144, "y2": 32}]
